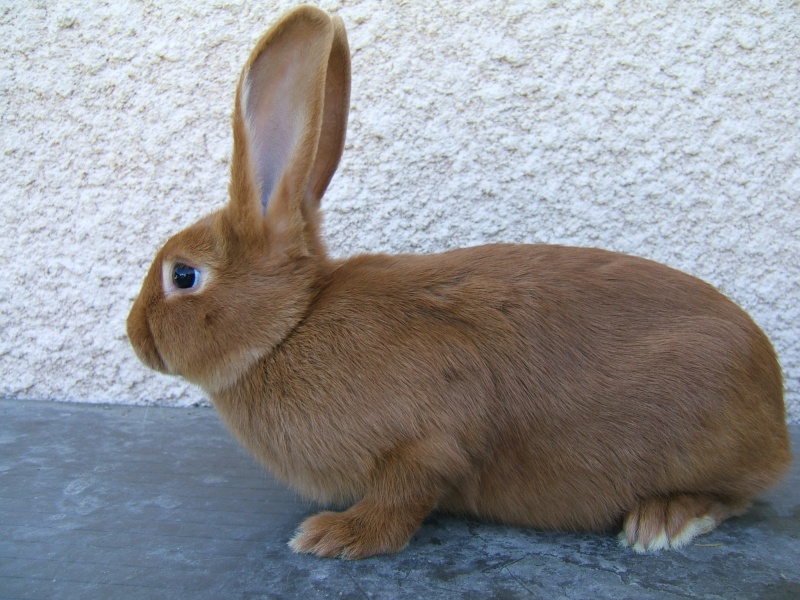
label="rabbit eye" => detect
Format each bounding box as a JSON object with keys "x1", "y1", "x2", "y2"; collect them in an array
[{"x1": 172, "y1": 264, "x2": 199, "y2": 289}]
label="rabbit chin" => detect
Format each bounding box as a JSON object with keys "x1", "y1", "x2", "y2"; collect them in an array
[{"x1": 144, "y1": 341, "x2": 267, "y2": 397}]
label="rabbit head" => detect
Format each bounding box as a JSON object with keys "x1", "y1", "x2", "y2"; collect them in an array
[{"x1": 127, "y1": 6, "x2": 350, "y2": 393}]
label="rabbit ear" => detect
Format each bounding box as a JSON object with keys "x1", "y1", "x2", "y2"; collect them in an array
[
  {"x1": 305, "y1": 15, "x2": 350, "y2": 211},
  {"x1": 229, "y1": 6, "x2": 346, "y2": 237}
]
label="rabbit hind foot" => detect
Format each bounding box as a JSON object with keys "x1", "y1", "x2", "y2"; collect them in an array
[{"x1": 618, "y1": 493, "x2": 748, "y2": 553}]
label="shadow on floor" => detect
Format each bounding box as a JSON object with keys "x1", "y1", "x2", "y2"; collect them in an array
[{"x1": 1, "y1": 399, "x2": 797, "y2": 599}]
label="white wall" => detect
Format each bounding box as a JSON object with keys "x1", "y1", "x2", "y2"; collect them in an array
[{"x1": 2, "y1": 0, "x2": 798, "y2": 422}]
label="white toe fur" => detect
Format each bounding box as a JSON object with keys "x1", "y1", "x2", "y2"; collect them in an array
[
  {"x1": 620, "y1": 514, "x2": 718, "y2": 552},
  {"x1": 669, "y1": 515, "x2": 717, "y2": 549}
]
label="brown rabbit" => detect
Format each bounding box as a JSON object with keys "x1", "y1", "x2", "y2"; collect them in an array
[{"x1": 127, "y1": 5, "x2": 791, "y2": 559}]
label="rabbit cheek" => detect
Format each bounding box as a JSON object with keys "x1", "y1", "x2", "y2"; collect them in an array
[{"x1": 153, "y1": 303, "x2": 214, "y2": 383}]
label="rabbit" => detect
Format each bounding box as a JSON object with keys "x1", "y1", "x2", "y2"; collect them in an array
[{"x1": 127, "y1": 5, "x2": 791, "y2": 559}]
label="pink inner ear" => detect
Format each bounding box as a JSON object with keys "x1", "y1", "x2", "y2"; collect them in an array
[
  {"x1": 244, "y1": 56, "x2": 303, "y2": 213},
  {"x1": 234, "y1": 8, "x2": 336, "y2": 222}
]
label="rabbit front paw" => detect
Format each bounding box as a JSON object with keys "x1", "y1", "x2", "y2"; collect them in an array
[{"x1": 289, "y1": 508, "x2": 414, "y2": 559}]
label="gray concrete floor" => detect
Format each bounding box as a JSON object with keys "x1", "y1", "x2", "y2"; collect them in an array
[{"x1": 0, "y1": 398, "x2": 797, "y2": 600}]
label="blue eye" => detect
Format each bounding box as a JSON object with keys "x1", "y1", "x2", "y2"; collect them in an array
[{"x1": 172, "y1": 264, "x2": 199, "y2": 289}]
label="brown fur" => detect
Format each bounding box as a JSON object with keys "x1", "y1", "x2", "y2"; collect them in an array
[{"x1": 127, "y1": 6, "x2": 791, "y2": 559}]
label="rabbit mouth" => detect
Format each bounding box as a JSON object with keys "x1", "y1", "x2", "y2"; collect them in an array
[
  {"x1": 135, "y1": 323, "x2": 168, "y2": 374},
  {"x1": 127, "y1": 306, "x2": 169, "y2": 374}
]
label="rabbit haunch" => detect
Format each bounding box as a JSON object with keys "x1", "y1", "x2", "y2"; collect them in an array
[{"x1": 127, "y1": 6, "x2": 791, "y2": 559}]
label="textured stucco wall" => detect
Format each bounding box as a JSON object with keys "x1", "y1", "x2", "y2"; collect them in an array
[{"x1": 2, "y1": 1, "x2": 798, "y2": 421}]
